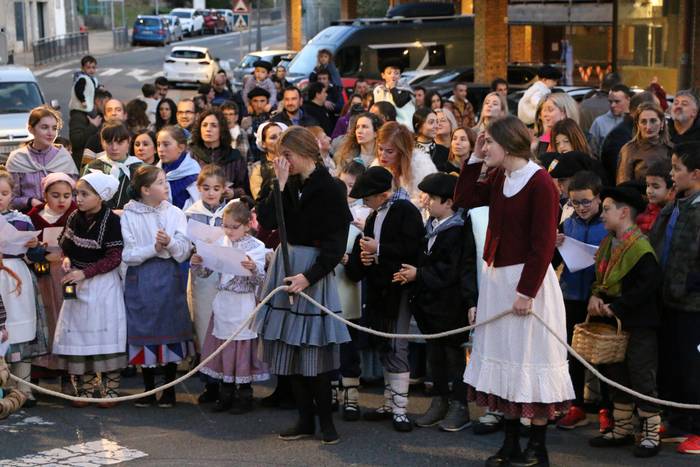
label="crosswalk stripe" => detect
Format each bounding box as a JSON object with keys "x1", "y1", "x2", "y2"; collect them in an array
[
  {"x1": 32, "y1": 69, "x2": 51, "y2": 77},
  {"x1": 1, "y1": 439, "x2": 147, "y2": 466},
  {"x1": 44, "y1": 68, "x2": 73, "y2": 78},
  {"x1": 99, "y1": 68, "x2": 123, "y2": 77}
]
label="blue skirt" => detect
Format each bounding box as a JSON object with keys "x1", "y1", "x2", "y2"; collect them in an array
[{"x1": 125, "y1": 257, "x2": 194, "y2": 348}]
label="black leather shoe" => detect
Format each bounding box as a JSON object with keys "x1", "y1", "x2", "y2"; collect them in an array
[
  {"x1": 510, "y1": 443, "x2": 549, "y2": 467},
  {"x1": 279, "y1": 421, "x2": 315, "y2": 440}
]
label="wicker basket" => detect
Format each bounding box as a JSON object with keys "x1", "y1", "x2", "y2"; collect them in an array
[{"x1": 571, "y1": 313, "x2": 629, "y2": 364}]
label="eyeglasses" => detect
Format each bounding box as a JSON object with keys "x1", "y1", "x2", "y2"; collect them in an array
[{"x1": 567, "y1": 199, "x2": 596, "y2": 207}]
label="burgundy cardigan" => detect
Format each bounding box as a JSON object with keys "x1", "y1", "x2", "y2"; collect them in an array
[{"x1": 454, "y1": 160, "x2": 559, "y2": 298}]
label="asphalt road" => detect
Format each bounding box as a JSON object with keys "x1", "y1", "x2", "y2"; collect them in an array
[
  {"x1": 0, "y1": 374, "x2": 696, "y2": 466},
  {"x1": 33, "y1": 23, "x2": 288, "y2": 136}
]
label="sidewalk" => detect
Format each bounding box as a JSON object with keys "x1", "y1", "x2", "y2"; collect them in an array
[{"x1": 12, "y1": 29, "x2": 130, "y2": 70}]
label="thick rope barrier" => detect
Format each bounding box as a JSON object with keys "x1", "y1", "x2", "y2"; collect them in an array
[{"x1": 8, "y1": 285, "x2": 700, "y2": 410}]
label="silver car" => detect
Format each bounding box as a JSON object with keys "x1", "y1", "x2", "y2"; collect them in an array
[
  {"x1": 0, "y1": 66, "x2": 57, "y2": 163},
  {"x1": 161, "y1": 15, "x2": 185, "y2": 42},
  {"x1": 232, "y1": 50, "x2": 296, "y2": 87}
]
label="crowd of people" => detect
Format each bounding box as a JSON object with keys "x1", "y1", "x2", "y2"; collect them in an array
[{"x1": 0, "y1": 50, "x2": 698, "y2": 465}]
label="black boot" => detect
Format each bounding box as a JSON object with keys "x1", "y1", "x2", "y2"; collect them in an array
[
  {"x1": 511, "y1": 424, "x2": 549, "y2": 467},
  {"x1": 158, "y1": 363, "x2": 177, "y2": 408},
  {"x1": 312, "y1": 373, "x2": 339, "y2": 445},
  {"x1": 279, "y1": 375, "x2": 315, "y2": 440},
  {"x1": 486, "y1": 418, "x2": 522, "y2": 467},
  {"x1": 262, "y1": 375, "x2": 295, "y2": 409},
  {"x1": 230, "y1": 383, "x2": 253, "y2": 415},
  {"x1": 212, "y1": 383, "x2": 236, "y2": 412},
  {"x1": 197, "y1": 383, "x2": 220, "y2": 404},
  {"x1": 134, "y1": 368, "x2": 157, "y2": 407}
]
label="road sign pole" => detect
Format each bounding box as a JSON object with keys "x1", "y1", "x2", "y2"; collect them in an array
[
  {"x1": 255, "y1": 0, "x2": 262, "y2": 51},
  {"x1": 239, "y1": 27, "x2": 243, "y2": 61}
]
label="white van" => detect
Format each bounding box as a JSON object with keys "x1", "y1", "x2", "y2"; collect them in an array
[
  {"x1": 170, "y1": 8, "x2": 205, "y2": 36},
  {"x1": 0, "y1": 66, "x2": 57, "y2": 163}
]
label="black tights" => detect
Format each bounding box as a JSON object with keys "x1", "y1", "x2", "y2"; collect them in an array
[{"x1": 289, "y1": 372, "x2": 334, "y2": 431}]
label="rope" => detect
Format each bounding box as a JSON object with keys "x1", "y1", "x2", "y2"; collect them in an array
[{"x1": 8, "y1": 285, "x2": 700, "y2": 411}]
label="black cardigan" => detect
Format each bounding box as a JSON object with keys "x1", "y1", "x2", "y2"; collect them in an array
[
  {"x1": 256, "y1": 165, "x2": 351, "y2": 285},
  {"x1": 408, "y1": 216, "x2": 478, "y2": 345},
  {"x1": 345, "y1": 199, "x2": 424, "y2": 329}
]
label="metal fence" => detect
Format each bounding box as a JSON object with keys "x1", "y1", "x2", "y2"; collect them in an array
[
  {"x1": 33, "y1": 32, "x2": 89, "y2": 66},
  {"x1": 113, "y1": 27, "x2": 129, "y2": 50}
]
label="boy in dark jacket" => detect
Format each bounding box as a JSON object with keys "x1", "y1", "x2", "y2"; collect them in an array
[
  {"x1": 394, "y1": 173, "x2": 477, "y2": 432},
  {"x1": 648, "y1": 142, "x2": 700, "y2": 455},
  {"x1": 588, "y1": 186, "x2": 662, "y2": 458},
  {"x1": 345, "y1": 166, "x2": 424, "y2": 433},
  {"x1": 554, "y1": 171, "x2": 608, "y2": 430}
]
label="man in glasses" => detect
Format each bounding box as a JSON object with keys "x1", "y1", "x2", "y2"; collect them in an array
[
  {"x1": 176, "y1": 99, "x2": 197, "y2": 139},
  {"x1": 590, "y1": 84, "x2": 632, "y2": 156}
]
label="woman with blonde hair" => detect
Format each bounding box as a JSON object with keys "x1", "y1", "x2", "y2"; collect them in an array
[
  {"x1": 535, "y1": 93, "x2": 581, "y2": 157},
  {"x1": 434, "y1": 108, "x2": 458, "y2": 148},
  {"x1": 374, "y1": 121, "x2": 437, "y2": 207},
  {"x1": 617, "y1": 102, "x2": 672, "y2": 184},
  {"x1": 474, "y1": 92, "x2": 509, "y2": 134},
  {"x1": 254, "y1": 126, "x2": 351, "y2": 445}
]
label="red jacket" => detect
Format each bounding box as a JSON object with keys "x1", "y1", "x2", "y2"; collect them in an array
[
  {"x1": 454, "y1": 160, "x2": 559, "y2": 298},
  {"x1": 636, "y1": 203, "x2": 661, "y2": 234}
]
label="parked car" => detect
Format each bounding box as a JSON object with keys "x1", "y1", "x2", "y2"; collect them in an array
[
  {"x1": 132, "y1": 15, "x2": 171, "y2": 46},
  {"x1": 161, "y1": 15, "x2": 185, "y2": 42},
  {"x1": 203, "y1": 9, "x2": 227, "y2": 34},
  {"x1": 401, "y1": 69, "x2": 443, "y2": 87},
  {"x1": 286, "y1": 15, "x2": 474, "y2": 85},
  {"x1": 170, "y1": 8, "x2": 205, "y2": 36},
  {"x1": 216, "y1": 9, "x2": 234, "y2": 32},
  {"x1": 232, "y1": 50, "x2": 297, "y2": 86},
  {"x1": 0, "y1": 66, "x2": 57, "y2": 163},
  {"x1": 163, "y1": 46, "x2": 223, "y2": 85}
]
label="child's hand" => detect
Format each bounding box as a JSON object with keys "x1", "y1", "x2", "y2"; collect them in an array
[
  {"x1": 62, "y1": 257, "x2": 72, "y2": 273},
  {"x1": 190, "y1": 254, "x2": 203, "y2": 266},
  {"x1": 511, "y1": 295, "x2": 533, "y2": 316},
  {"x1": 587, "y1": 296, "x2": 605, "y2": 316},
  {"x1": 62, "y1": 269, "x2": 85, "y2": 284},
  {"x1": 601, "y1": 304, "x2": 615, "y2": 318},
  {"x1": 360, "y1": 250, "x2": 375, "y2": 266},
  {"x1": 284, "y1": 274, "x2": 310, "y2": 294},
  {"x1": 341, "y1": 254, "x2": 349, "y2": 266},
  {"x1": 241, "y1": 255, "x2": 257, "y2": 272},
  {"x1": 468, "y1": 307, "x2": 476, "y2": 325},
  {"x1": 156, "y1": 229, "x2": 171, "y2": 248},
  {"x1": 0, "y1": 328, "x2": 8, "y2": 343},
  {"x1": 555, "y1": 233, "x2": 565, "y2": 247},
  {"x1": 398, "y1": 264, "x2": 417, "y2": 283},
  {"x1": 359, "y1": 237, "x2": 378, "y2": 254},
  {"x1": 25, "y1": 237, "x2": 39, "y2": 249},
  {"x1": 392, "y1": 271, "x2": 405, "y2": 284}
]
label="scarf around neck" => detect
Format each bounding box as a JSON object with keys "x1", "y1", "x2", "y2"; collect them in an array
[
  {"x1": 6, "y1": 144, "x2": 78, "y2": 176},
  {"x1": 425, "y1": 208, "x2": 465, "y2": 240},
  {"x1": 592, "y1": 225, "x2": 655, "y2": 298}
]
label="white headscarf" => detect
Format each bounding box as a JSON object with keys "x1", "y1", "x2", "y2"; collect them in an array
[
  {"x1": 255, "y1": 121, "x2": 288, "y2": 151},
  {"x1": 82, "y1": 172, "x2": 119, "y2": 201}
]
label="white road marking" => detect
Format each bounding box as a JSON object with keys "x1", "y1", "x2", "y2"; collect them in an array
[
  {"x1": 0, "y1": 439, "x2": 147, "y2": 466},
  {"x1": 99, "y1": 68, "x2": 123, "y2": 77},
  {"x1": 126, "y1": 69, "x2": 164, "y2": 82},
  {"x1": 0, "y1": 412, "x2": 55, "y2": 432},
  {"x1": 44, "y1": 68, "x2": 74, "y2": 78}
]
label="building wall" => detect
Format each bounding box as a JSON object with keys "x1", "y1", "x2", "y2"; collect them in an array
[{"x1": 2, "y1": 0, "x2": 66, "y2": 53}]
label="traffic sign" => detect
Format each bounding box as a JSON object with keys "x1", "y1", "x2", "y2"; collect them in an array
[
  {"x1": 234, "y1": 14, "x2": 249, "y2": 30},
  {"x1": 233, "y1": 0, "x2": 249, "y2": 13}
]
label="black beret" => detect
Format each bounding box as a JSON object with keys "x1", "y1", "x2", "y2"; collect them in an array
[
  {"x1": 538, "y1": 65, "x2": 562, "y2": 81},
  {"x1": 247, "y1": 87, "x2": 271, "y2": 100},
  {"x1": 417, "y1": 172, "x2": 458, "y2": 200},
  {"x1": 252, "y1": 60, "x2": 273, "y2": 72},
  {"x1": 548, "y1": 151, "x2": 593, "y2": 179},
  {"x1": 601, "y1": 185, "x2": 647, "y2": 214},
  {"x1": 349, "y1": 166, "x2": 393, "y2": 199}
]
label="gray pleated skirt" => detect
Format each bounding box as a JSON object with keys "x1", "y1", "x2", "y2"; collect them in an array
[{"x1": 254, "y1": 245, "x2": 351, "y2": 376}]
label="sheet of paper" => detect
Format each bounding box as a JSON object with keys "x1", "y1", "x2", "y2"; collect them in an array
[
  {"x1": 557, "y1": 236, "x2": 599, "y2": 273},
  {"x1": 195, "y1": 240, "x2": 251, "y2": 276},
  {"x1": 42, "y1": 227, "x2": 64, "y2": 249},
  {"x1": 187, "y1": 219, "x2": 224, "y2": 244},
  {"x1": 350, "y1": 204, "x2": 372, "y2": 223},
  {"x1": 0, "y1": 217, "x2": 41, "y2": 256}
]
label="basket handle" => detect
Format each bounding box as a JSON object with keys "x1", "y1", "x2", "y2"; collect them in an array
[{"x1": 584, "y1": 311, "x2": 623, "y2": 335}]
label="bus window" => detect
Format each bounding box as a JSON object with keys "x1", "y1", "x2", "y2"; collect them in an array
[
  {"x1": 336, "y1": 46, "x2": 361, "y2": 75},
  {"x1": 427, "y1": 45, "x2": 446, "y2": 67}
]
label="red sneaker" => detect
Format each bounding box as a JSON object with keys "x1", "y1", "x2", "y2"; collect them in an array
[
  {"x1": 556, "y1": 406, "x2": 589, "y2": 430},
  {"x1": 598, "y1": 408, "x2": 613, "y2": 433},
  {"x1": 677, "y1": 435, "x2": 700, "y2": 455}
]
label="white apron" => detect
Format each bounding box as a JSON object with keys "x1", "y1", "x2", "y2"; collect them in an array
[
  {"x1": 335, "y1": 223, "x2": 362, "y2": 321},
  {"x1": 0, "y1": 258, "x2": 37, "y2": 344},
  {"x1": 188, "y1": 272, "x2": 219, "y2": 351},
  {"x1": 212, "y1": 291, "x2": 256, "y2": 341},
  {"x1": 53, "y1": 269, "x2": 127, "y2": 356},
  {"x1": 464, "y1": 263, "x2": 575, "y2": 404}
]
